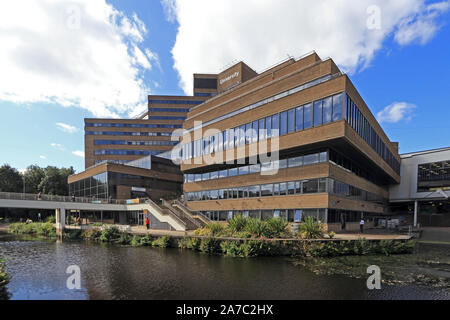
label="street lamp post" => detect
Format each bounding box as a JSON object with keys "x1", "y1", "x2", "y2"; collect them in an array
[{"x1": 22, "y1": 175, "x2": 25, "y2": 197}]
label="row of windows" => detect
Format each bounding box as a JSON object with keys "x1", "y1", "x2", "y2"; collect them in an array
[
  {"x1": 418, "y1": 161, "x2": 450, "y2": 182},
  {"x1": 329, "y1": 149, "x2": 385, "y2": 186},
  {"x1": 94, "y1": 150, "x2": 165, "y2": 156},
  {"x1": 86, "y1": 131, "x2": 172, "y2": 137},
  {"x1": 184, "y1": 151, "x2": 327, "y2": 183},
  {"x1": 202, "y1": 209, "x2": 365, "y2": 223},
  {"x1": 148, "y1": 99, "x2": 203, "y2": 105},
  {"x1": 203, "y1": 209, "x2": 327, "y2": 223},
  {"x1": 69, "y1": 172, "x2": 108, "y2": 199},
  {"x1": 181, "y1": 92, "x2": 343, "y2": 160},
  {"x1": 185, "y1": 178, "x2": 384, "y2": 203},
  {"x1": 345, "y1": 95, "x2": 400, "y2": 174},
  {"x1": 148, "y1": 116, "x2": 186, "y2": 121},
  {"x1": 86, "y1": 123, "x2": 183, "y2": 129},
  {"x1": 149, "y1": 108, "x2": 190, "y2": 113},
  {"x1": 94, "y1": 140, "x2": 178, "y2": 147},
  {"x1": 194, "y1": 92, "x2": 217, "y2": 97},
  {"x1": 186, "y1": 74, "x2": 335, "y2": 133}
]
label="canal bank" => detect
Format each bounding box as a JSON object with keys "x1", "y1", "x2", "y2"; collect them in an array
[{"x1": 0, "y1": 231, "x2": 448, "y2": 300}]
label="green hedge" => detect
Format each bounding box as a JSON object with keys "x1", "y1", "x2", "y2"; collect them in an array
[{"x1": 0, "y1": 259, "x2": 10, "y2": 300}]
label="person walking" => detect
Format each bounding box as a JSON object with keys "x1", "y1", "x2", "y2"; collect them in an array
[
  {"x1": 360, "y1": 219, "x2": 365, "y2": 233},
  {"x1": 145, "y1": 216, "x2": 150, "y2": 230}
]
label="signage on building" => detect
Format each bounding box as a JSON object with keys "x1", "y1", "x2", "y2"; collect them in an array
[
  {"x1": 219, "y1": 71, "x2": 240, "y2": 85},
  {"x1": 131, "y1": 187, "x2": 146, "y2": 192}
]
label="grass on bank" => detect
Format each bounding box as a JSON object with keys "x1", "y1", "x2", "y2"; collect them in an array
[{"x1": 6, "y1": 221, "x2": 416, "y2": 258}]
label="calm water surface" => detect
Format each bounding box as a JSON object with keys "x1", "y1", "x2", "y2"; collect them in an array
[{"x1": 0, "y1": 232, "x2": 448, "y2": 300}]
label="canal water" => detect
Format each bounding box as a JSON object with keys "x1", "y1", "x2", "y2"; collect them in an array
[{"x1": 0, "y1": 232, "x2": 449, "y2": 300}]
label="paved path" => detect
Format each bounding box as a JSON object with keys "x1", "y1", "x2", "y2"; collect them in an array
[{"x1": 334, "y1": 233, "x2": 412, "y2": 240}]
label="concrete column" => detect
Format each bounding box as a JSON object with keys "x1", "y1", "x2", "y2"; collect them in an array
[
  {"x1": 414, "y1": 200, "x2": 418, "y2": 227},
  {"x1": 56, "y1": 208, "x2": 66, "y2": 237}
]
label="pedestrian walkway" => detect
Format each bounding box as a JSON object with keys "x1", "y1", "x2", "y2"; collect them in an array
[{"x1": 419, "y1": 227, "x2": 450, "y2": 245}]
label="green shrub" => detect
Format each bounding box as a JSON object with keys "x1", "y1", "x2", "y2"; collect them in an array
[
  {"x1": 297, "y1": 217, "x2": 325, "y2": 239},
  {"x1": 63, "y1": 229, "x2": 82, "y2": 240},
  {"x1": 8, "y1": 222, "x2": 56, "y2": 238},
  {"x1": 220, "y1": 241, "x2": 244, "y2": 256},
  {"x1": 200, "y1": 238, "x2": 221, "y2": 254},
  {"x1": 46, "y1": 215, "x2": 56, "y2": 223},
  {"x1": 0, "y1": 259, "x2": 10, "y2": 300},
  {"x1": 328, "y1": 231, "x2": 336, "y2": 239},
  {"x1": 81, "y1": 228, "x2": 102, "y2": 240},
  {"x1": 193, "y1": 222, "x2": 226, "y2": 237},
  {"x1": 131, "y1": 235, "x2": 143, "y2": 247},
  {"x1": 99, "y1": 226, "x2": 121, "y2": 242},
  {"x1": 263, "y1": 218, "x2": 288, "y2": 238},
  {"x1": 227, "y1": 216, "x2": 248, "y2": 233},
  {"x1": 115, "y1": 233, "x2": 132, "y2": 245},
  {"x1": 139, "y1": 235, "x2": 154, "y2": 246},
  {"x1": 152, "y1": 236, "x2": 171, "y2": 248},
  {"x1": 245, "y1": 219, "x2": 267, "y2": 238},
  {"x1": 179, "y1": 237, "x2": 202, "y2": 250}
]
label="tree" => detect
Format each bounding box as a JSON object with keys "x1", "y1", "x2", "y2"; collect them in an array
[
  {"x1": 0, "y1": 164, "x2": 23, "y2": 193},
  {"x1": 38, "y1": 166, "x2": 75, "y2": 196},
  {"x1": 23, "y1": 165, "x2": 45, "y2": 194}
]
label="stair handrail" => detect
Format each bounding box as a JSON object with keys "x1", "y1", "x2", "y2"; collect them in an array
[
  {"x1": 144, "y1": 199, "x2": 187, "y2": 227},
  {"x1": 160, "y1": 199, "x2": 202, "y2": 228},
  {"x1": 173, "y1": 199, "x2": 212, "y2": 224}
]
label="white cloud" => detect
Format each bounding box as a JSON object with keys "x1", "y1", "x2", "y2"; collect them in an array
[
  {"x1": 377, "y1": 102, "x2": 417, "y2": 123},
  {"x1": 0, "y1": 0, "x2": 158, "y2": 117},
  {"x1": 394, "y1": 1, "x2": 450, "y2": 45},
  {"x1": 167, "y1": 0, "x2": 449, "y2": 94},
  {"x1": 72, "y1": 150, "x2": 85, "y2": 158},
  {"x1": 56, "y1": 122, "x2": 79, "y2": 134},
  {"x1": 50, "y1": 143, "x2": 65, "y2": 151},
  {"x1": 161, "y1": 0, "x2": 177, "y2": 23},
  {"x1": 39, "y1": 155, "x2": 47, "y2": 160}
]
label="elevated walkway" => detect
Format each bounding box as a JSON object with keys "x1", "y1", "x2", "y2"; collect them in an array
[{"x1": 0, "y1": 192, "x2": 203, "y2": 233}]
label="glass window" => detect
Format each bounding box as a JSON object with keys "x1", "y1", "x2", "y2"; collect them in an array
[
  {"x1": 273, "y1": 183, "x2": 279, "y2": 196},
  {"x1": 228, "y1": 129, "x2": 234, "y2": 149},
  {"x1": 239, "y1": 165, "x2": 249, "y2": 175},
  {"x1": 202, "y1": 172, "x2": 210, "y2": 181},
  {"x1": 261, "y1": 184, "x2": 273, "y2": 197},
  {"x1": 314, "y1": 100, "x2": 323, "y2": 127},
  {"x1": 259, "y1": 118, "x2": 265, "y2": 141},
  {"x1": 249, "y1": 185, "x2": 259, "y2": 197},
  {"x1": 288, "y1": 182, "x2": 295, "y2": 195},
  {"x1": 288, "y1": 109, "x2": 295, "y2": 133},
  {"x1": 295, "y1": 181, "x2": 302, "y2": 194},
  {"x1": 303, "y1": 180, "x2": 318, "y2": 193},
  {"x1": 280, "y1": 111, "x2": 288, "y2": 135},
  {"x1": 323, "y1": 97, "x2": 332, "y2": 124},
  {"x1": 265, "y1": 116, "x2": 272, "y2": 138},
  {"x1": 304, "y1": 103, "x2": 313, "y2": 129},
  {"x1": 210, "y1": 171, "x2": 218, "y2": 179},
  {"x1": 294, "y1": 210, "x2": 303, "y2": 223},
  {"x1": 239, "y1": 125, "x2": 246, "y2": 146},
  {"x1": 295, "y1": 106, "x2": 303, "y2": 131},
  {"x1": 252, "y1": 121, "x2": 259, "y2": 143},
  {"x1": 333, "y1": 93, "x2": 343, "y2": 121},
  {"x1": 278, "y1": 159, "x2": 288, "y2": 169},
  {"x1": 304, "y1": 153, "x2": 319, "y2": 165},
  {"x1": 272, "y1": 114, "x2": 279, "y2": 137},
  {"x1": 319, "y1": 151, "x2": 328, "y2": 162},
  {"x1": 249, "y1": 164, "x2": 260, "y2": 173},
  {"x1": 195, "y1": 174, "x2": 202, "y2": 182},
  {"x1": 274, "y1": 210, "x2": 280, "y2": 218},
  {"x1": 245, "y1": 123, "x2": 252, "y2": 145},
  {"x1": 318, "y1": 178, "x2": 327, "y2": 193},
  {"x1": 219, "y1": 170, "x2": 227, "y2": 178},
  {"x1": 229, "y1": 168, "x2": 238, "y2": 177},
  {"x1": 288, "y1": 156, "x2": 303, "y2": 167},
  {"x1": 279, "y1": 182, "x2": 287, "y2": 195}
]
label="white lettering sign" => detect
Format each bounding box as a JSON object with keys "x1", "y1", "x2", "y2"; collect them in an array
[{"x1": 220, "y1": 71, "x2": 239, "y2": 85}]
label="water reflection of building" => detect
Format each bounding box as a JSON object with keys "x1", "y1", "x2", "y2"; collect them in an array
[{"x1": 389, "y1": 147, "x2": 450, "y2": 227}]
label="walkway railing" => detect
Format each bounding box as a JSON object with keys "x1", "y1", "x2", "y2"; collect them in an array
[
  {"x1": 0, "y1": 192, "x2": 126, "y2": 205},
  {"x1": 172, "y1": 199, "x2": 211, "y2": 225},
  {"x1": 161, "y1": 199, "x2": 202, "y2": 229}
]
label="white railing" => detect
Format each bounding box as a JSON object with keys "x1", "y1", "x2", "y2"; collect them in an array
[{"x1": 0, "y1": 192, "x2": 126, "y2": 205}]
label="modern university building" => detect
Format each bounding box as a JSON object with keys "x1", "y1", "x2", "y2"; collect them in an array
[
  {"x1": 179, "y1": 52, "x2": 401, "y2": 232},
  {"x1": 69, "y1": 51, "x2": 450, "y2": 230}
]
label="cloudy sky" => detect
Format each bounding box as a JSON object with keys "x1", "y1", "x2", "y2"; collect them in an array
[{"x1": 0, "y1": 0, "x2": 449, "y2": 173}]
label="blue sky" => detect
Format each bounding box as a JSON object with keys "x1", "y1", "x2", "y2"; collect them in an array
[{"x1": 0, "y1": 0, "x2": 449, "y2": 174}]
